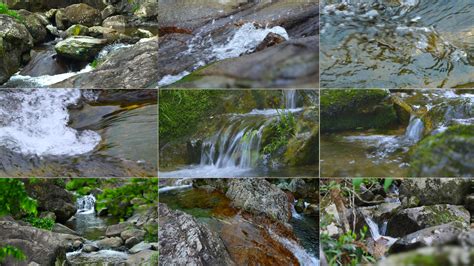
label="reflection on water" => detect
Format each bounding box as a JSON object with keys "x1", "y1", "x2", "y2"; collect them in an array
[{"x1": 320, "y1": 0, "x2": 474, "y2": 87}]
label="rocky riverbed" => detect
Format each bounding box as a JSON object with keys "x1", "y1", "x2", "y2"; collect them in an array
[
  {"x1": 159, "y1": 178, "x2": 319, "y2": 265},
  {"x1": 158, "y1": 0, "x2": 319, "y2": 88},
  {"x1": 0, "y1": 89, "x2": 157, "y2": 177},
  {"x1": 0, "y1": 1, "x2": 158, "y2": 88},
  {"x1": 321, "y1": 178, "x2": 474, "y2": 265},
  {"x1": 0, "y1": 178, "x2": 158, "y2": 265}
]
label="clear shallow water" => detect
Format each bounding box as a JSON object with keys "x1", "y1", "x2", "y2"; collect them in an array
[{"x1": 320, "y1": 0, "x2": 474, "y2": 87}]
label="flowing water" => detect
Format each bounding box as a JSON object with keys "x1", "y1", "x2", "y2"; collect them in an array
[
  {"x1": 363, "y1": 215, "x2": 398, "y2": 252},
  {"x1": 320, "y1": 0, "x2": 474, "y2": 87},
  {"x1": 158, "y1": 22, "x2": 289, "y2": 86},
  {"x1": 321, "y1": 90, "x2": 473, "y2": 177}
]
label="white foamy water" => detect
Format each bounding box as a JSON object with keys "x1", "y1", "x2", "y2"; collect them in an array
[
  {"x1": 363, "y1": 215, "x2": 398, "y2": 249},
  {"x1": 269, "y1": 229, "x2": 319, "y2": 266},
  {"x1": 405, "y1": 115, "x2": 424, "y2": 142},
  {"x1": 0, "y1": 89, "x2": 101, "y2": 156},
  {"x1": 158, "y1": 71, "x2": 190, "y2": 87},
  {"x1": 158, "y1": 184, "x2": 193, "y2": 192},
  {"x1": 3, "y1": 65, "x2": 93, "y2": 88},
  {"x1": 76, "y1": 195, "x2": 96, "y2": 215},
  {"x1": 159, "y1": 165, "x2": 253, "y2": 178}
]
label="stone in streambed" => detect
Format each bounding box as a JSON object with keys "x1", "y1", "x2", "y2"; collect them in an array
[
  {"x1": 103, "y1": 15, "x2": 128, "y2": 29},
  {"x1": 106, "y1": 222, "x2": 131, "y2": 237},
  {"x1": 52, "y1": 223, "x2": 79, "y2": 235},
  {"x1": 129, "y1": 241, "x2": 152, "y2": 254},
  {"x1": 120, "y1": 228, "x2": 145, "y2": 241},
  {"x1": 17, "y1": 10, "x2": 48, "y2": 44},
  {"x1": 399, "y1": 178, "x2": 471, "y2": 206},
  {"x1": 295, "y1": 199, "x2": 305, "y2": 213},
  {"x1": 125, "y1": 236, "x2": 141, "y2": 249},
  {"x1": 255, "y1": 32, "x2": 286, "y2": 52},
  {"x1": 96, "y1": 236, "x2": 123, "y2": 249},
  {"x1": 464, "y1": 194, "x2": 474, "y2": 212},
  {"x1": 56, "y1": 4, "x2": 101, "y2": 30},
  {"x1": 377, "y1": 246, "x2": 474, "y2": 266},
  {"x1": 66, "y1": 24, "x2": 89, "y2": 37},
  {"x1": 83, "y1": 243, "x2": 99, "y2": 253},
  {"x1": 134, "y1": 2, "x2": 159, "y2": 19},
  {"x1": 101, "y1": 5, "x2": 117, "y2": 20},
  {"x1": 0, "y1": 15, "x2": 34, "y2": 85},
  {"x1": 55, "y1": 36, "x2": 108, "y2": 61}
]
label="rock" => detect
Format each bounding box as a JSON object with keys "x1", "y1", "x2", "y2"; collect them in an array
[
  {"x1": 457, "y1": 229, "x2": 474, "y2": 247},
  {"x1": 101, "y1": 5, "x2": 117, "y2": 20},
  {"x1": 65, "y1": 24, "x2": 89, "y2": 37},
  {"x1": 44, "y1": 8, "x2": 57, "y2": 21},
  {"x1": 55, "y1": 36, "x2": 108, "y2": 61},
  {"x1": 96, "y1": 236, "x2": 123, "y2": 249},
  {"x1": 73, "y1": 239, "x2": 83, "y2": 249},
  {"x1": 304, "y1": 203, "x2": 319, "y2": 217},
  {"x1": 46, "y1": 24, "x2": 60, "y2": 37},
  {"x1": 256, "y1": 32, "x2": 286, "y2": 52},
  {"x1": 53, "y1": 37, "x2": 158, "y2": 88},
  {"x1": 225, "y1": 178, "x2": 291, "y2": 223},
  {"x1": 52, "y1": 223, "x2": 79, "y2": 235},
  {"x1": 0, "y1": 220, "x2": 82, "y2": 265},
  {"x1": 295, "y1": 199, "x2": 305, "y2": 213},
  {"x1": 105, "y1": 222, "x2": 131, "y2": 237},
  {"x1": 159, "y1": 203, "x2": 234, "y2": 265},
  {"x1": 129, "y1": 241, "x2": 152, "y2": 254},
  {"x1": 62, "y1": 3, "x2": 101, "y2": 28},
  {"x1": 125, "y1": 236, "x2": 141, "y2": 249},
  {"x1": 17, "y1": 10, "x2": 48, "y2": 44},
  {"x1": 377, "y1": 246, "x2": 474, "y2": 266},
  {"x1": 399, "y1": 178, "x2": 471, "y2": 206},
  {"x1": 25, "y1": 180, "x2": 76, "y2": 223},
  {"x1": 464, "y1": 194, "x2": 474, "y2": 212},
  {"x1": 97, "y1": 207, "x2": 108, "y2": 216},
  {"x1": 130, "y1": 197, "x2": 146, "y2": 206},
  {"x1": 0, "y1": 15, "x2": 34, "y2": 85},
  {"x1": 126, "y1": 249, "x2": 159, "y2": 265},
  {"x1": 83, "y1": 243, "x2": 99, "y2": 253},
  {"x1": 102, "y1": 15, "x2": 128, "y2": 29},
  {"x1": 134, "y1": 2, "x2": 158, "y2": 19},
  {"x1": 39, "y1": 211, "x2": 56, "y2": 221},
  {"x1": 320, "y1": 89, "x2": 397, "y2": 132},
  {"x1": 410, "y1": 125, "x2": 474, "y2": 177},
  {"x1": 120, "y1": 228, "x2": 145, "y2": 241},
  {"x1": 389, "y1": 222, "x2": 464, "y2": 253},
  {"x1": 54, "y1": 9, "x2": 68, "y2": 30},
  {"x1": 387, "y1": 205, "x2": 470, "y2": 237},
  {"x1": 135, "y1": 28, "x2": 154, "y2": 38}
]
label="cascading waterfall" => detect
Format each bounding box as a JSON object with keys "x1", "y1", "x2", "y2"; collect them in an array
[
  {"x1": 283, "y1": 89, "x2": 297, "y2": 109},
  {"x1": 404, "y1": 115, "x2": 424, "y2": 142},
  {"x1": 76, "y1": 194, "x2": 96, "y2": 214},
  {"x1": 0, "y1": 89, "x2": 101, "y2": 156},
  {"x1": 363, "y1": 215, "x2": 398, "y2": 249},
  {"x1": 268, "y1": 229, "x2": 319, "y2": 266}
]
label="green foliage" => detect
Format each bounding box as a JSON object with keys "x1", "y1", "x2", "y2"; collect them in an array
[
  {"x1": 144, "y1": 231, "x2": 158, "y2": 242},
  {"x1": 90, "y1": 59, "x2": 99, "y2": 69},
  {"x1": 262, "y1": 110, "x2": 296, "y2": 155},
  {"x1": 23, "y1": 216, "x2": 55, "y2": 231},
  {"x1": 96, "y1": 178, "x2": 158, "y2": 219},
  {"x1": 0, "y1": 3, "x2": 22, "y2": 21},
  {"x1": 0, "y1": 179, "x2": 37, "y2": 217},
  {"x1": 352, "y1": 178, "x2": 393, "y2": 192},
  {"x1": 159, "y1": 90, "x2": 221, "y2": 144},
  {"x1": 66, "y1": 178, "x2": 99, "y2": 196},
  {"x1": 0, "y1": 246, "x2": 26, "y2": 263}
]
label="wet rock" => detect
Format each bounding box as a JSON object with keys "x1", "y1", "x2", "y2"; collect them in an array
[
  {"x1": 304, "y1": 203, "x2": 319, "y2": 217},
  {"x1": 52, "y1": 223, "x2": 79, "y2": 236},
  {"x1": 96, "y1": 236, "x2": 123, "y2": 249},
  {"x1": 0, "y1": 220, "x2": 82, "y2": 265},
  {"x1": 97, "y1": 207, "x2": 108, "y2": 216},
  {"x1": 255, "y1": 32, "x2": 286, "y2": 52},
  {"x1": 410, "y1": 125, "x2": 474, "y2": 177},
  {"x1": 387, "y1": 205, "x2": 470, "y2": 237},
  {"x1": 225, "y1": 178, "x2": 291, "y2": 223},
  {"x1": 389, "y1": 222, "x2": 464, "y2": 253},
  {"x1": 129, "y1": 241, "x2": 152, "y2": 254},
  {"x1": 464, "y1": 194, "x2": 474, "y2": 212},
  {"x1": 19, "y1": 48, "x2": 71, "y2": 77},
  {"x1": 61, "y1": 4, "x2": 101, "y2": 29},
  {"x1": 125, "y1": 236, "x2": 141, "y2": 249},
  {"x1": 399, "y1": 178, "x2": 471, "y2": 206},
  {"x1": 44, "y1": 8, "x2": 57, "y2": 21},
  {"x1": 25, "y1": 180, "x2": 76, "y2": 223},
  {"x1": 17, "y1": 10, "x2": 48, "y2": 44},
  {"x1": 320, "y1": 89, "x2": 397, "y2": 132},
  {"x1": 53, "y1": 37, "x2": 158, "y2": 88},
  {"x1": 101, "y1": 5, "x2": 117, "y2": 20},
  {"x1": 105, "y1": 222, "x2": 131, "y2": 237},
  {"x1": 0, "y1": 15, "x2": 34, "y2": 85},
  {"x1": 135, "y1": 28, "x2": 154, "y2": 38},
  {"x1": 377, "y1": 246, "x2": 474, "y2": 266},
  {"x1": 65, "y1": 24, "x2": 89, "y2": 37},
  {"x1": 102, "y1": 15, "x2": 128, "y2": 29},
  {"x1": 295, "y1": 199, "x2": 305, "y2": 213},
  {"x1": 134, "y1": 2, "x2": 158, "y2": 19},
  {"x1": 83, "y1": 243, "x2": 99, "y2": 253},
  {"x1": 46, "y1": 24, "x2": 60, "y2": 37},
  {"x1": 126, "y1": 249, "x2": 159, "y2": 265},
  {"x1": 159, "y1": 203, "x2": 234, "y2": 265},
  {"x1": 55, "y1": 36, "x2": 108, "y2": 61},
  {"x1": 120, "y1": 228, "x2": 145, "y2": 241},
  {"x1": 457, "y1": 229, "x2": 474, "y2": 247}
]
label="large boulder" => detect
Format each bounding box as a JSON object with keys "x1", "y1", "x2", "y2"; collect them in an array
[
  {"x1": 55, "y1": 36, "x2": 108, "y2": 61},
  {"x1": 105, "y1": 222, "x2": 131, "y2": 237},
  {"x1": 0, "y1": 15, "x2": 33, "y2": 84},
  {"x1": 53, "y1": 37, "x2": 159, "y2": 88},
  {"x1": 17, "y1": 10, "x2": 48, "y2": 44},
  {"x1": 0, "y1": 220, "x2": 83, "y2": 265},
  {"x1": 24, "y1": 180, "x2": 76, "y2": 223},
  {"x1": 399, "y1": 178, "x2": 471, "y2": 206},
  {"x1": 225, "y1": 179, "x2": 291, "y2": 223},
  {"x1": 134, "y1": 2, "x2": 158, "y2": 19},
  {"x1": 387, "y1": 205, "x2": 470, "y2": 237},
  {"x1": 159, "y1": 203, "x2": 234, "y2": 265},
  {"x1": 377, "y1": 246, "x2": 474, "y2": 266},
  {"x1": 102, "y1": 14, "x2": 128, "y2": 29},
  {"x1": 59, "y1": 3, "x2": 101, "y2": 29},
  {"x1": 410, "y1": 125, "x2": 474, "y2": 177},
  {"x1": 96, "y1": 236, "x2": 123, "y2": 249}
]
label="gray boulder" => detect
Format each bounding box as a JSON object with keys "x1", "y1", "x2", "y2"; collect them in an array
[
  {"x1": 399, "y1": 178, "x2": 471, "y2": 206},
  {"x1": 55, "y1": 36, "x2": 108, "y2": 61}
]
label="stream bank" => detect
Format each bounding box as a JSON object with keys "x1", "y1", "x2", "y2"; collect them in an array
[{"x1": 159, "y1": 178, "x2": 319, "y2": 265}]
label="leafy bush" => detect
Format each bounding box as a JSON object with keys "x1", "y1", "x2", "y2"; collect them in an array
[
  {"x1": 23, "y1": 216, "x2": 55, "y2": 231},
  {"x1": 96, "y1": 178, "x2": 158, "y2": 220},
  {"x1": 0, "y1": 179, "x2": 37, "y2": 217},
  {"x1": 0, "y1": 3, "x2": 22, "y2": 21},
  {"x1": 66, "y1": 178, "x2": 99, "y2": 196},
  {"x1": 0, "y1": 246, "x2": 25, "y2": 263},
  {"x1": 262, "y1": 110, "x2": 296, "y2": 155}
]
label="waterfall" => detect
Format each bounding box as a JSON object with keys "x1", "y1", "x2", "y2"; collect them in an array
[
  {"x1": 268, "y1": 229, "x2": 319, "y2": 266},
  {"x1": 291, "y1": 201, "x2": 303, "y2": 220},
  {"x1": 283, "y1": 90, "x2": 297, "y2": 109},
  {"x1": 405, "y1": 115, "x2": 424, "y2": 142},
  {"x1": 76, "y1": 195, "x2": 96, "y2": 215},
  {"x1": 0, "y1": 89, "x2": 101, "y2": 156},
  {"x1": 363, "y1": 215, "x2": 398, "y2": 249}
]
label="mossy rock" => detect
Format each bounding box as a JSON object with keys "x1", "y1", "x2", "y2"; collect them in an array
[
  {"x1": 320, "y1": 89, "x2": 398, "y2": 132},
  {"x1": 410, "y1": 125, "x2": 474, "y2": 177},
  {"x1": 66, "y1": 24, "x2": 89, "y2": 37}
]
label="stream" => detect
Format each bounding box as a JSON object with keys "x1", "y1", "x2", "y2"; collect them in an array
[
  {"x1": 320, "y1": 0, "x2": 474, "y2": 87},
  {"x1": 321, "y1": 90, "x2": 474, "y2": 177},
  {"x1": 0, "y1": 89, "x2": 157, "y2": 177},
  {"x1": 159, "y1": 182, "x2": 319, "y2": 265}
]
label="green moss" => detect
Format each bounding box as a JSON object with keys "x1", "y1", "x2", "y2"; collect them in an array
[
  {"x1": 320, "y1": 89, "x2": 398, "y2": 132},
  {"x1": 402, "y1": 254, "x2": 445, "y2": 266},
  {"x1": 410, "y1": 125, "x2": 474, "y2": 177},
  {"x1": 0, "y1": 3, "x2": 23, "y2": 21}
]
